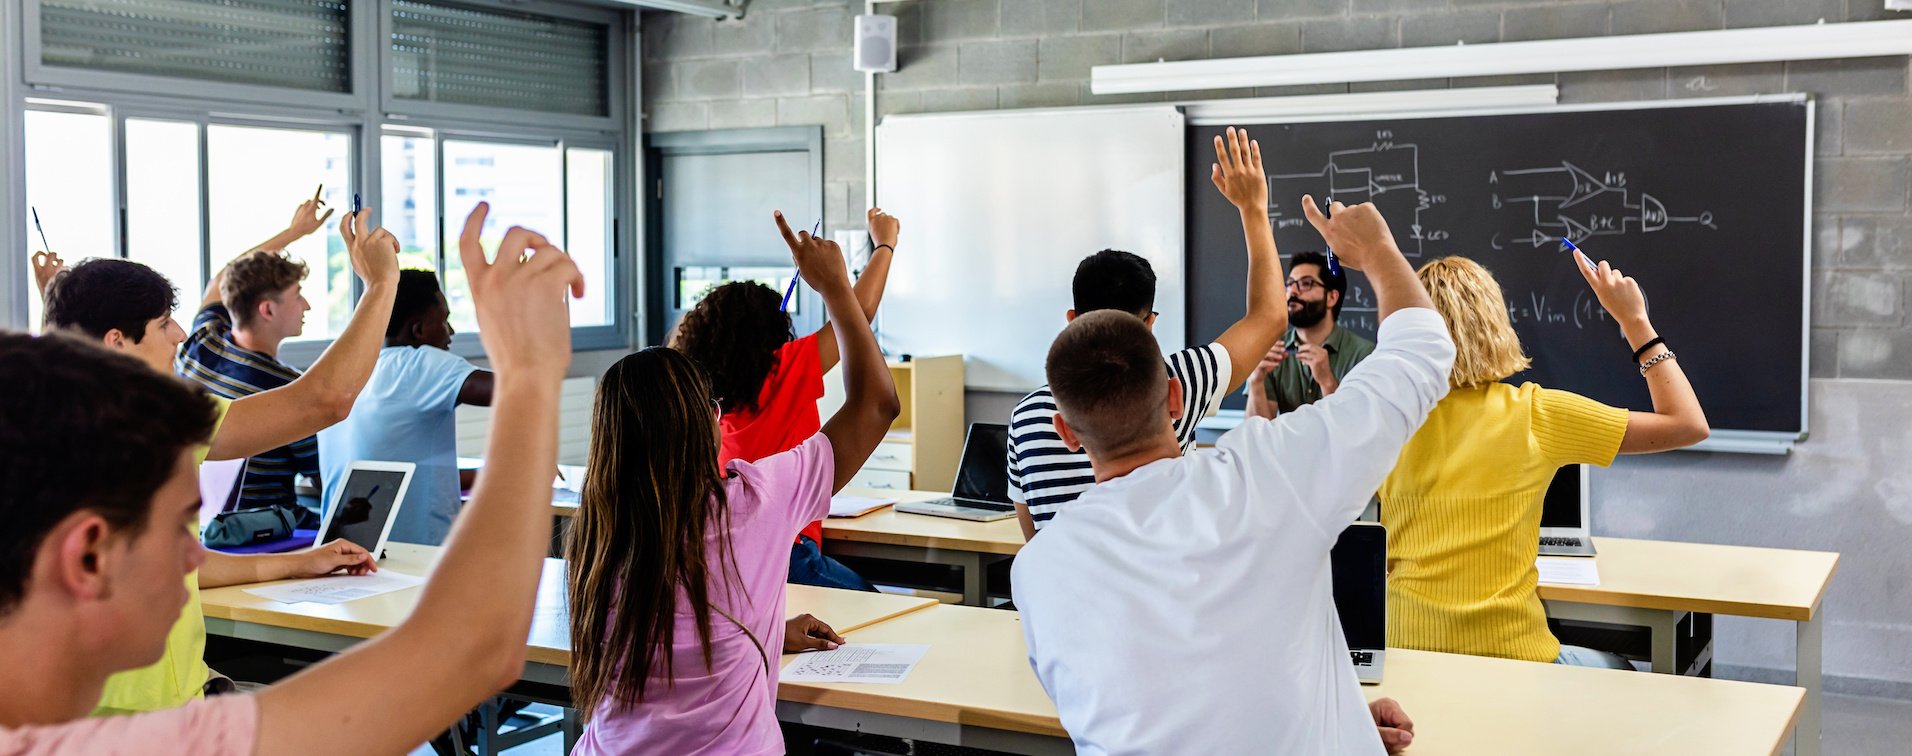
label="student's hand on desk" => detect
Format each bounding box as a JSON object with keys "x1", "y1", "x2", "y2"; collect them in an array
[
  {"x1": 30, "y1": 250, "x2": 65, "y2": 296},
  {"x1": 1209, "y1": 126, "x2": 1268, "y2": 213},
  {"x1": 783, "y1": 614, "x2": 844, "y2": 653},
  {"x1": 776, "y1": 211, "x2": 850, "y2": 293},
  {"x1": 459, "y1": 203, "x2": 585, "y2": 385},
  {"x1": 1299, "y1": 197, "x2": 1400, "y2": 271},
  {"x1": 867, "y1": 207, "x2": 900, "y2": 250},
  {"x1": 298, "y1": 539, "x2": 378, "y2": 577},
  {"x1": 339, "y1": 209, "x2": 401, "y2": 289},
  {"x1": 1370, "y1": 697, "x2": 1415, "y2": 753}
]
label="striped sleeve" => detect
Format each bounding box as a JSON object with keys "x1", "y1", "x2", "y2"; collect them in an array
[
  {"x1": 1166, "y1": 342, "x2": 1230, "y2": 451},
  {"x1": 1007, "y1": 388, "x2": 1097, "y2": 530},
  {"x1": 1530, "y1": 387, "x2": 1629, "y2": 468}
]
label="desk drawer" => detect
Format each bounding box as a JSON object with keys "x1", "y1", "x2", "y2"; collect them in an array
[
  {"x1": 848, "y1": 468, "x2": 912, "y2": 491},
  {"x1": 864, "y1": 441, "x2": 914, "y2": 472}
]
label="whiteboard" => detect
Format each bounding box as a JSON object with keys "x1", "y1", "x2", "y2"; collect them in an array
[{"x1": 874, "y1": 106, "x2": 1186, "y2": 392}]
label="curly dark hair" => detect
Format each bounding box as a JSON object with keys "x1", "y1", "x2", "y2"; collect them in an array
[{"x1": 670, "y1": 281, "x2": 794, "y2": 414}]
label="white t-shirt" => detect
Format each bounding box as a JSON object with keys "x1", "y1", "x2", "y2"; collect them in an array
[
  {"x1": 1006, "y1": 343, "x2": 1230, "y2": 531},
  {"x1": 318, "y1": 345, "x2": 479, "y2": 546},
  {"x1": 1011, "y1": 308, "x2": 1454, "y2": 756}
]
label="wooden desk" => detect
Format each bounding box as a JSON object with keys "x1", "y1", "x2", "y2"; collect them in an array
[
  {"x1": 817, "y1": 488, "x2": 1022, "y2": 606},
  {"x1": 1537, "y1": 537, "x2": 1837, "y2": 756}
]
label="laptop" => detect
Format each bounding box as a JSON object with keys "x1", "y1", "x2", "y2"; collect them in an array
[
  {"x1": 895, "y1": 423, "x2": 1016, "y2": 522},
  {"x1": 1331, "y1": 522, "x2": 1387, "y2": 684},
  {"x1": 315, "y1": 461, "x2": 417, "y2": 558},
  {"x1": 1539, "y1": 464, "x2": 1597, "y2": 557}
]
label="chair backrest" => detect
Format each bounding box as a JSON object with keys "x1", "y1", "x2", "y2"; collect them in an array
[{"x1": 197, "y1": 458, "x2": 248, "y2": 532}]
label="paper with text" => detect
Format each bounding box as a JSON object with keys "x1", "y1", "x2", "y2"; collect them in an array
[
  {"x1": 829, "y1": 495, "x2": 896, "y2": 518},
  {"x1": 243, "y1": 571, "x2": 426, "y2": 605},
  {"x1": 781, "y1": 643, "x2": 930, "y2": 684},
  {"x1": 1536, "y1": 557, "x2": 1600, "y2": 586}
]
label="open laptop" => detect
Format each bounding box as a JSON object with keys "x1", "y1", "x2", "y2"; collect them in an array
[
  {"x1": 1539, "y1": 464, "x2": 1597, "y2": 557},
  {"x1": 315, "y1": 461, "x2": 416, "y2": 558},
  {"x1": 895, "y1": 423, "x2": 1016, "y2": 522},
  {"x1": 1331, "y1": 522, "x2": 1387, "y2": 684}
]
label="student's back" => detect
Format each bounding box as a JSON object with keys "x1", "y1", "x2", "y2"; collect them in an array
[{"x1": 318, "y1": 344, "x2": 474, "y2": 543}]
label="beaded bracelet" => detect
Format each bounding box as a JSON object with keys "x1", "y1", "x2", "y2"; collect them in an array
[{"x1": 1638, "y1": 351, "x2": 1677, "y2": 375}]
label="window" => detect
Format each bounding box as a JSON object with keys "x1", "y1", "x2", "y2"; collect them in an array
[
  {"x1": 441, "y1": 140, "x2": 562, "y2": 334},
  {"x1": 125, "y1": 119, "x2": 204, "y2": 298},
  {"x1": 38, "y1": 0, "x2": 351, "y2": 92},
  {"x1": 208, "y1": 125, "x2": 354, "y2": 341},
  {"x1": 22, "y1": 108, "x2": 112, "y2": 333},
  {"x1": 383, "y1": 133, "x2": 438, "y2": 273},
  {"x1": 390, "y1": 0, "x2": 608, "y2": 117},
  {"x1": 567, "y1": 148, "x2": 614, "y2": 327}
]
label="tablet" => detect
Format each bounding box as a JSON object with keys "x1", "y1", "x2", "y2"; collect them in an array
[{"x1": 316, "y1": 460, "x2": 416, "y2": 557}]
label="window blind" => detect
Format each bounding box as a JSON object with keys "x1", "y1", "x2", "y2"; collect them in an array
[
  {"x1": 390, "y1": 0, "x2": 608, "y2": 117},
  {"x1": 39, "y1": 0, "x2": 351, "y2": 92}
]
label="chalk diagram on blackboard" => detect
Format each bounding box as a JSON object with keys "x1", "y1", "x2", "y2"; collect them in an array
[
  {"x1": 1490, "y1": 161, "x2": 1717, "y2": 250},
  {"x1": 1266, "y1": 131, "x2": 1451, "y2": 256}
]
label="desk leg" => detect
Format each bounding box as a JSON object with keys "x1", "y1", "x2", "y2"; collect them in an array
[
  {"x1": 563, "y1": 708, "x2": 583, "y2": 753},
  {"x1": 1797, "y1": 614, "x2": 1823, "y2": 756},
  {"x1": 959, "y1": 551, "x2": 986, "y2": 607}
]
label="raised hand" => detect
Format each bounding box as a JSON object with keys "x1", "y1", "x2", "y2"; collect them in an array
[
  {"x1": 288, "y1": 184, "x2": 336, "y2": 238},
  {"x1": 1210, "y1": 126, "x2": 1268, "y2": 213},
  {"x1": 1574, "y1": 250, "x2": 1650, "y2": 328},
  {"x1": 775, "y1": 211, "x2": 850, "y2": 295},
  {"x1": 1299, "y1": 196, "x2": 1399, "y2": 272},
  {"x1": 30, "y1": 250, "x2": 65, "y2": 297},
  {"x1": 868, "y1": 207, "x2": 900, "y2": 250},
  {"x1": 339, "y1": 209, "x2": 400, "y2": 288},
  {"x1": 458, "y1": 203, "x2": 584, "y2": 386}
]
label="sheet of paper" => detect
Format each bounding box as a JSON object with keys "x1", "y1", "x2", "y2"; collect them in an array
[
  {"x1": 1536, "y1": 557, "x2": 1600, "y2": 586},
  {"x1": 243, "y1": 572, "x2": 426, "y2": 606},
  {"x1": 829, "y1": 495, "x2": 896, "y2": 518},
  {"x1": 781, "y1": 643, "x2": 930, "y2": 684}
]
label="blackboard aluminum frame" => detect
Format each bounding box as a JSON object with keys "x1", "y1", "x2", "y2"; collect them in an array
[{"x1": 1187, "y1": 94, "x2": 1812, "y2": 455}]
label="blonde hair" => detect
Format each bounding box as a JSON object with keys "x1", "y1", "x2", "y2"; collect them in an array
[{"x1": 1417, "y1": 256, "x2": 1531, "y2": 387}]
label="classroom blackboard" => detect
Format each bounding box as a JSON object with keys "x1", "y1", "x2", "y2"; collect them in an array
[{"x1": 1187, "y1": 97, "x2": 1810, "y2": 438}]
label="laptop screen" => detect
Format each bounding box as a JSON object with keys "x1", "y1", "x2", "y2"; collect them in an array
[
  {"x1": 321, "y1": 468, "x2": 408, "y2": 553},
  {"x1": 1331, "y1": 524, "x2": 1386, "y2": 652},
  {"x1": 1540, "y1": 464, "x2": 1584, "y2": 529},
  {"x1": 951, "y1": 423, "x2": 1012, "y2": 504}
]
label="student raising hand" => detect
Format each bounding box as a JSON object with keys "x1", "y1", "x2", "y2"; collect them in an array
[
  {"x1": 339, "y1": 208, "x2": 401, "y2": 289},
  {"x1": 459, "y1": 202, "x2": 585, "y2": 385},
  {"x1": 30, "y1": 250, "x2": 64, "y2": 297},
  {"x1": 1210, "y1": 126, "x2": 1268, "y2": 213},
  {"x1": 1298, "y1": 196, "x2": 1398, "y2": 272}
]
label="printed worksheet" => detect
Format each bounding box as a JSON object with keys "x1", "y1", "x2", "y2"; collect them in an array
[
  {"x1": 781, "y1": 643, "x2": 930, "y2": 684},
  {"x1": 829, "y1": 495, "x2": 896, "y2": 518},
  {"x1": 243, "y1": 572, "x2": 426, "y2": 605},
  {"x1": 1536, "y1": 557, "x2": 1600, "y2": 586}
]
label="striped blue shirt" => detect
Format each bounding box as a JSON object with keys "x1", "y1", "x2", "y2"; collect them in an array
[
  {"x1": 175, "y1": 305, "x2": 319, "y2": 512},
  {"x1": 1006, "y1": 343, "x2": 1231, "y2": 531}
]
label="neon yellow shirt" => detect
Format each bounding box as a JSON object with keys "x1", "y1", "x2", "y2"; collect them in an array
[
  {"x1": 94, "y1": 396, "x2": 232, "y2": 715},
  {"x1": 1379, "y1": 383, "x2": 1627, "y2": 663}
]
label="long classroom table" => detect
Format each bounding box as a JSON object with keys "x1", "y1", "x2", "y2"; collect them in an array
[{"x1": 203, "y1": 544, "x2": 1805, "y2": 756}]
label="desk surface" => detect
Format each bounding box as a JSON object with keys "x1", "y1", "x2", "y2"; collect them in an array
[
  {"x1": 1537, "y1": 537, "x2": 1839, "y2": 621},
  {"x1": 819, "y1": 488, "x2": 1025, "y2": 556}
]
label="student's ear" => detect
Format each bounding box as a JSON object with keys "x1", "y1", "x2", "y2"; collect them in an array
[
  {"x1": 407, "y1": 319, "x2": 425, "y2": 342},
  {"x1": 1053, "y1": 412, "x2": 1084, "y2": 452},
  {"x1": 1064, "y1": 309, "x2": 1078, "y2": 323},
  {"x1": 1165, "y1": 377, "x2": 1185, "y2": 421},
  {"x1": 101, "y1": 329, "x2": 129, "y2": 351},
  {"x1": 258, "y1": 299, "x2": 276, "y2": 324},
  {"x1": 1326, "y1": 289, "x2": 1341, "y2": 311},
  {"x1": 50, "y1": 514, "x2": 116, "y2": 602}
]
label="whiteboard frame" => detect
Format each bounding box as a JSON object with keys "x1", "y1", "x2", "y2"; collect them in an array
[{"x1": 1185, "y1": 94, "x2": 1813, "y2": 454}]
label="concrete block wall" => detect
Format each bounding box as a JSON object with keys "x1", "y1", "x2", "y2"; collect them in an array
[{"x1": 643, "y1": 1, "x2": 1912, "y2": 689}]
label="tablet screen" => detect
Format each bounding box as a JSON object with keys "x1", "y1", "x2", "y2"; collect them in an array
[{"x1": 323, "y1": 468, "x2": 408, "y2": 553}]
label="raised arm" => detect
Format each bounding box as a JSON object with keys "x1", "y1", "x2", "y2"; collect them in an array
[
  {"x1": 816, "y1": 208, "x2": 901, "y2": 373},
  {"x1": 778, "y1": 211, "x2": 901, "y2": 491},
  {"x1": 207, "y1": 211, "x2": 399, "y2": 460},
  {"x1": 1573, "y1": 251, "x2": 1709, "y2": 453},
  {"x1": 249, "y1": 186, "x2": 335, "y2": 255},
  {"x1": 252, "y1": 202, "x2": 584, "y2": 756},
  {"x1": 30, "y1": 250, "x2": 65, "y2": 299},
  {"x1": 1207, "y1": 127, "x2": 1288, "y2": 393}
]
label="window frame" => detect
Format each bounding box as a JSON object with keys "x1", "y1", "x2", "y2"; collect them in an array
[{"x1": 11, "y1": 0, "x2": 638, "y2": 361}]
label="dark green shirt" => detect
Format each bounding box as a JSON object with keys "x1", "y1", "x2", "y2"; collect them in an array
[{"x1": 1262, "y1": 325, "x2": 1377, "y2": 413}]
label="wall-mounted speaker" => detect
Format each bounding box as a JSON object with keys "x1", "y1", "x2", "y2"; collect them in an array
[{"x1": 854, "y1": 14, "x2": 897, "y2": 73}]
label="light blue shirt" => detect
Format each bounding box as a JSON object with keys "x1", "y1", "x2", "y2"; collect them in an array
[{"x1": 319, "y1": 345, "x2": 478, "y2": 545}]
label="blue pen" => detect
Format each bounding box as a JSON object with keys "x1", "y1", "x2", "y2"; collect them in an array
[
  {"x1": 1323, "y1": 197, "x2": 1341, "y2": 276},
  {"x1": 1560, "y1": 237, "x2": 1597, "y2": 273},
  {"x1": 30, "y1": 207, "x2": 50, "y2": 252},
  {"x1": 780, "y1": 219, "x2": 822, "y2": 312}
]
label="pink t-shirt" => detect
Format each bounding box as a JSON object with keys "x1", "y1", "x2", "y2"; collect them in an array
[
  {"x1": 1, "y1": 694, "x2": 257, "y2": 755},
  {"x1": 574, "y1": 434, "x2": 835, "y2": 756}
]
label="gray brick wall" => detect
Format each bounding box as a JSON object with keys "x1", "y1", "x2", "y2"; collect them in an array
[{"x1": 642, "y1": 0, "x2": 1912, "y2": 380}]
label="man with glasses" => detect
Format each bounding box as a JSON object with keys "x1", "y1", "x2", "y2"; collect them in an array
[{"x1": 1247, "y1": 251, "x2": 1376, "y2": 418}]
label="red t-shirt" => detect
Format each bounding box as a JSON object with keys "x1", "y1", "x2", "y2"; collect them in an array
[{"x1": 718, "y1": 332, "x2": 827, "y2": 545}]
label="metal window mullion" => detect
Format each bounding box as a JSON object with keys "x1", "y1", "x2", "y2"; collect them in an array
[
  {"x1": 434, "y1": 130, "x2": 447, "y2": 281},
  {"x1": 197, "y1": 119, "x2": 211, "y2": 292},
  {"x1": 109, "y1": 108, "x2": 125, "y2": 260}
]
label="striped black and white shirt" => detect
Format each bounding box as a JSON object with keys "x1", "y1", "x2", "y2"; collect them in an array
[{"x1": 1007, "y1": 343, "x2": 1232, "y2": 531}]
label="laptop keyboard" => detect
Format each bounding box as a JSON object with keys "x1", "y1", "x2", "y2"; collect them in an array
[
  {"x1": 1540, "y1": 536, "x2": 1584, "y2": 547},
  {"x1": 1350, "y1": 651, "x2": 1375, "y2": 666}
]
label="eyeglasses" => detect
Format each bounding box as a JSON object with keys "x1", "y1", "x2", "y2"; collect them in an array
[{"x1": 1285, "y1": 278, "x2": 1323, "y2": 293}]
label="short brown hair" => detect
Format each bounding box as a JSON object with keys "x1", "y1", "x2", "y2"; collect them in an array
[
  {"x1": 1044, "y1": 310, "x2": 1169, "y2": 458},
  {"x1": 1417, "y1": 256, "x2": 1531, "y2": 387},
  {"x1": 222, "y1": 250, "x2": 309, "y2": 328}
]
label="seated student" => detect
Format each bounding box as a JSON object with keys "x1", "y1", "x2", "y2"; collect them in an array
[
  {"x1": 37, "y1": 212, "x2": 401, "y2": 715},
  {"x1": 0, "y1": 203, "x2": 585, "y2": 754},
  {"x1": 175, "y1": 197, "x2": 334, "y2": 520},
  {"x1": 318, "y1": 269, "x2": 494, "y2": 546},
  {"x1": 1006, "y1": 128, "x2": 1287, "y2": 540},
  {"x1": 1011, "y1": 176, "x2": 1450, "y2": 754},
  {"x1": 1245, "y1": 249, "x2": 1376, "y2": 418},
  {"x1": 567, "y1": 212, "x2": 898, "y2": 755},
  {"x1": 1379, "y1": 254, "x2": 1708, "y2": 669},
  {"x1": 670, "y1": 207, "x2": 900, "y2": 591}
]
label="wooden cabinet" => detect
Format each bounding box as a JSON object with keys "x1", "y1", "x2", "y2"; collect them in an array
[{"x1": 818, "y1": 354, "x2": 965, "y2": 492}]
